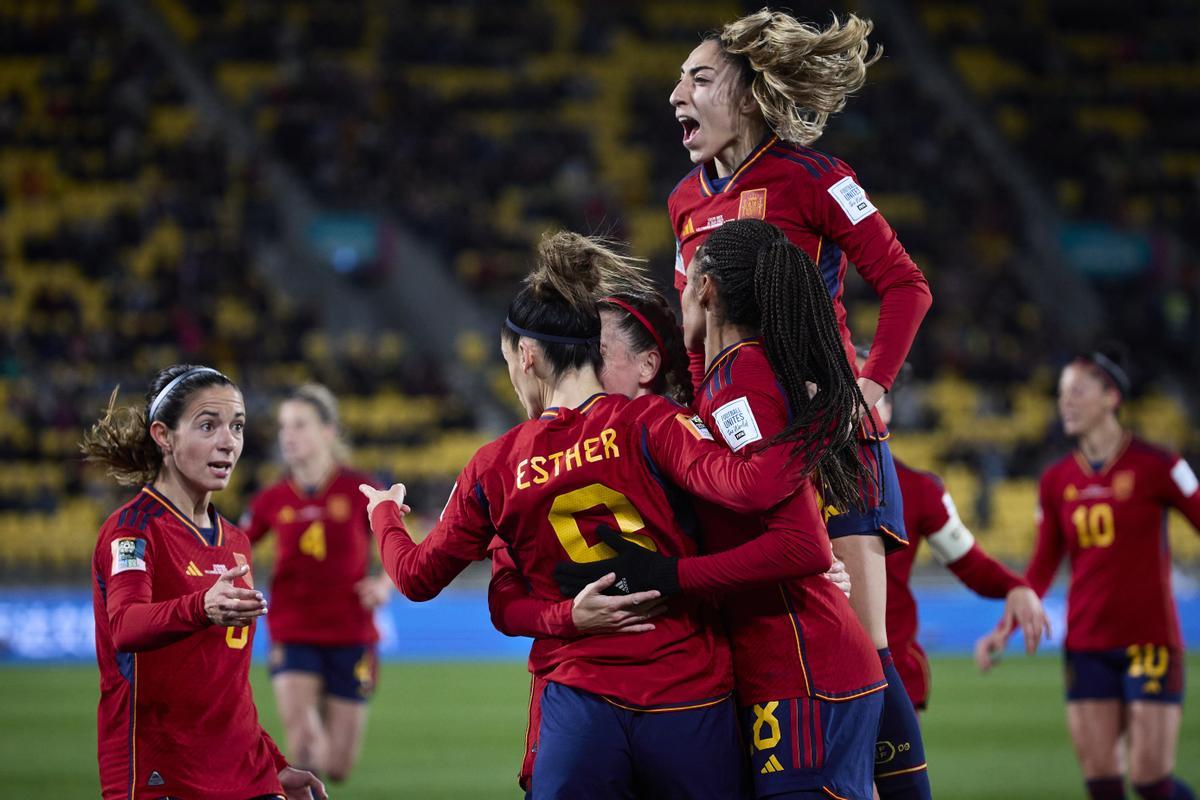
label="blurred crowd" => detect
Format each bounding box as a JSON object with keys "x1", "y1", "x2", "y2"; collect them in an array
[{"x1": 1, "y1": 0, "x2": 1196, "y2": 575}]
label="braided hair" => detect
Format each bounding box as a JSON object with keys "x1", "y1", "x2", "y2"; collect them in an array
[
  {"x1": 697, "y1": 218, "x2": 872, "y2": 511},
  {"x1": 599, "y1": 292, "x2": 694, "y2": 406}
]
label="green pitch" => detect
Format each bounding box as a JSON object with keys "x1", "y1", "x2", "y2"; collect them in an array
[{"x1": 2, "y1": 656, "x2": 1196, "y2": 798}]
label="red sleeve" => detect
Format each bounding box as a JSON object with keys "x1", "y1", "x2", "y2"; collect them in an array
[
  {"x1": 239, "y1": 491, "x2": 272, "y2": 545},
  {"x1": 1159, "y1": 456, "x2": 1200, "y2": 531},
  {"x1": 262, "y1": 727, "x2": 288, "y2": 771},
  {"x1": 946, "y1": 543, "x2": 1028, "y2": 599},
  {"x1": 806, "y1": 164, "x2": 932, "y2": 390},
  {"x1": 643, "y1": 397, "x2": 805, "y2": 514},
  {"x1": 676, "y1": 386, "x2": 832, "y2": 593},
  {"x1": 678, "y1": 483, "x2": 832, "y2": 593},
  {"x1": 373, "y1": 469, "x2": 494, "y2": 602},
  {"x1": 1025, "y1": 473, "x2": 1066, "y2": 597},
  {"x1": 488, "y1": 543, "x2": 577, "y2": 638},
  {"x1": 99, "y1": 529, "x2": 210, "y2": 652}
]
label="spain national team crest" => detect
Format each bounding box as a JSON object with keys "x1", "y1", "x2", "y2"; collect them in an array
[
  {"x1": 1064, "y1": 484, "x2": 1078, "y2": 502},
  {"x1": 681, "y1": 216, "x2": 694, "y2": 237},
  {"x1": 1112, "y1": 470, "x2": 1135, "y2": 501},
  {"x1": 329, "y1": 494, "x2": 351, "y2": 522},
  {"x1": 277, "y1": 505, "x2": 296, "y2": 524},
  {"x1": 737, "y1": 188, "x2": 767, "y2": 220}
]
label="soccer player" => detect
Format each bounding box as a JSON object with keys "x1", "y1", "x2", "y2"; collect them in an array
[
  {"x1": 241, "y1": 384, "x2": 387, "y2": 783},
  {"x1": 81, "y1": 364, "x2": 325, "y2": 800},
  {"x1": 667, "y1": 12, "x2": 933, "y2": 797},
  {"x1": 362, "y1": 231, "x2": 843, "y2": 799},
  {"x1": 976, "y1": 352, "x2": 1200, "y2": 800},
  {"x1": 860, "y1": 350, "x2": 1048, "y2": 717},
  {"x1": 491, "y1": 287, "x2": 856, "y2": 793}
]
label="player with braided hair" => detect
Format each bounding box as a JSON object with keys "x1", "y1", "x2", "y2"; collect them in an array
[
  {"x1": 668, "y1": 10, "x2": 933, "y2": 797},
  {"x1": 363, "y1": 231, "x2": 847, "y2": 799}
]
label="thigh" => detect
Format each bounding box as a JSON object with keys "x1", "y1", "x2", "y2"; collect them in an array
[
  {"x1": 270, "y1": 644, "x2": 326, "y2": 729},
  {"x1": 322, "y1": 696, "x2": 369, "y2": 778},
  {"x1": 826, "y1": 440, "x2": 908, "y2": 553},
  {"x1": 632, "y1": 697, "x2": 748, "y2": 800},
  {"x1": 532, "y1": 682, "x2": 635, "y2": 800},
  {"x1": 830, "y1": 534, "x2": 889, "y2": 647},
  {"x1": 892, "y1": 641, "x2": 930, "y2": 712},
  {"x1": 1066, "y1": 700, "x2": 1126, "y2": 778},
  {"x1": 1127, "y1": 701, "x2": 1183, "y2": 784}
]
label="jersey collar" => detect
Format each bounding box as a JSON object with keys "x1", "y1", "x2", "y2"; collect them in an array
[
  {"x1": 141, "y1": 485, "x2": 224, "y2": 547},
  {"x1": 539, "y1": 392, "x2": 610, "y2": 421},
  {"x1": 1073, "y1": 432, "x2": 1132, "y2": 477},
  {"x1": 701, "y1": 338, "x2": 762, "y2": 389},
  {"x1": 700, "y1": 135, "x2": 778, "y2": 197}
]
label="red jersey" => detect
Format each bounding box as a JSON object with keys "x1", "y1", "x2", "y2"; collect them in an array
[
  {"x1": 92, "y1": 486, "x2": 286, "y2": 800},
  {"x1": 1028, "y1": 435, "x2": 1200, "y2": 650},
  {"x1": 694, "y1": 339, "x2": 884, "y2": 705},
  {"x1": 887, "y1": 460, "x2": 1026, "y2": 652},
  {"x1": 374, "y1": 392, "x2": 811, "y2": 709},
  {"x1": 243, "y1": 467, "x2": 378, "y2": 646},
  {"x1": 668, "y1": 135, "x2": 931, "y2": 407}
]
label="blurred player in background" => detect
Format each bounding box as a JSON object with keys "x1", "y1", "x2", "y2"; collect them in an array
[
  {"x1": 363, "y1": 232, "x2": 835, "y2": 799},
  {"x1": 977, "y1": 350, "x2": 1200, "y2": 800},
  {"x1": 856, "y1": 348, "x2": 1049, "y2": 719},
  {"x1": 667, "y1": 12, "x2": 933, "y2": 797},
  {"x1": 241, "y1": 384, "x2": 387, "y2": 783},
  {"x1": 82, "y1": 365, "x2": 325, "y2": 800}
]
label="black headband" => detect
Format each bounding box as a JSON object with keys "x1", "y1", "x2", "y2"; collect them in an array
[
  {"x1": 504, "y1": 318, "x2": 599, "y2": 346},
  {"x1": 1083, "y1": 352, "x2": 1130, "y2": 397}
]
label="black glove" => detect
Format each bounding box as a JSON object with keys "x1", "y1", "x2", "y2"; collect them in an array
[{"x1": 553, "y1": 525, "x2": 680, "y2": 598}]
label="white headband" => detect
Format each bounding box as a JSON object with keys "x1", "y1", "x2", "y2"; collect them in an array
[{"x1": 148, "y1": 367, "x2": 222, "y2": 422}]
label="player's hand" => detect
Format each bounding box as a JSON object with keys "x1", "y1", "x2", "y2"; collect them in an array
[
  {"x1": 356, "y1": 574, "x2": 392, "y2": 610},
  {"x1": 279, "y1": 765, "x2": 327, "y2": 800},
  {"x1": 974, "y1": 627, "x2": 1008, "y2": 673},
  {"x1": 203, "y1": 564, "x2": 266, "y2": 627},
  {"x1": 570, "y1": 573, "x2": 667, "y2": 634},
  {"x1": 998, "y1": 586, "x2": 1050, "y2": 655},
  {"x1": 857, "y1": 376, "x2": 885, "y2": 413},
  {"x1": 553, "y1": 526, "x2": 681, "y2": 597},
  {"x1": 359, "y1": 483, "x2": 411, "y2": 518},
  {"x1": 822, "y1": 559, "x2": 852, "y2": 598}
]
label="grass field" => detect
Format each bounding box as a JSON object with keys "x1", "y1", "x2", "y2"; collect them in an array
[{"x1": 2, "y1": 656, "x2": 1196, "y2": 798}]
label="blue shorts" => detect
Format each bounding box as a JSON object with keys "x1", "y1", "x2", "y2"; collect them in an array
[
  {"x1": 741, "y1": 692, "x2": 883, "y2": 800},
  {"x1": 1065, "y1": 646, "x2": 1184, "y2": 704},
  {"x1": 532, "y1": 682, "x2": 748, "y2": 800},
  {"x1": 268, "y1": 642, "x2": 378, "y2": 702},
  {"x1": 825, "y1": 439, "x2": 907, "y2": 553}
]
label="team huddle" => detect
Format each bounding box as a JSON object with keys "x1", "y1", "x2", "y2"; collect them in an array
[{"x1": 81, "y1": 9, "x2": 1197, "y2": 800}]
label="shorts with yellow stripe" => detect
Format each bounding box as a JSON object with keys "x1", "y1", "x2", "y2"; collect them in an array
[
  {"x1": 824, "y1": 439, "x2": 908, "y2": 554},
  {"x1": 740, "y1": 692, "x2": 883, "y2": 800}
]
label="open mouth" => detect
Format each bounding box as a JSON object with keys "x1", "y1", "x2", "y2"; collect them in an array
[
  {"x1": 208, "y1": 461, "x2": 233, "y2": 478},
  {"x1": 678, "y1": 115, "x2": 700, "y2": 145}
]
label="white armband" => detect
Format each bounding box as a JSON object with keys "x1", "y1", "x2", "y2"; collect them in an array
[{"x1": 926, "y1": 492, "x2": 975, "y2": 565}]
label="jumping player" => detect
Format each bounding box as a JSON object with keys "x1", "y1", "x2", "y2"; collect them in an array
[
  {"x1": 666, "y1": 12, "x2": 933, "y2": 797},
  {"x1": 242, "y1": 384, "x2": 387, "y2": 783},
  {"x1": 977, "y1": 352, "x2": 1200, "y2": 800},
  {"x1": 82, "y1": 365, "x2": 325, "y2": 800},
  {"x1": 362, "y1": 232, "x2": 834, "y2": 799}
]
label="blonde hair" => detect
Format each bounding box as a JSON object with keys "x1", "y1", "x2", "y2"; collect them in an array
[
  {"x1": 718, "y1": 9, "x2": 881, "y2": 145},
  {"x1": 286, "y1": 383, "x2": 351, "y2": 464}
]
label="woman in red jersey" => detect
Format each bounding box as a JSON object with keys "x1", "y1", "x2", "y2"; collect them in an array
[
  {"x1": 81, "y1": 364, "x2": 325, "y2": 800},
  {"x1": 492, "y1": 284, "x2": 856, "y2": 795},
  {"x1": 361, "y1": 231, "x2": 849, "y2": 799},
  {"x1": 666, "y1": 12, "x2": 932, "y2": 797},
  {"x1": 241, "y1": 384, "x2": 387, "y2": 783},
  {"x1": 977, "y1": 351, "x2": 1199, "y2": 800}
]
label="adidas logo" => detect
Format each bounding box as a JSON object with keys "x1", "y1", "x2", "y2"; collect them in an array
[
  {"x1": 147, "y1": 771, "x2": 164, "y2": 787},
  {"x1": 760, "y1": 754, "x2": 785, "y2": 774},
  {"x1": 185, "y1": 561, "x2": 203, "y2": 577}
]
